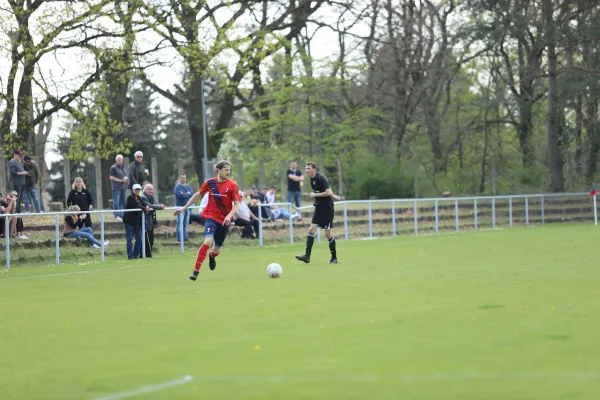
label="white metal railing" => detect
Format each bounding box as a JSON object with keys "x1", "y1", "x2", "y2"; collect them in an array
[{"x1": 2, "y1": 192, "x2": 597, "y2": 268}]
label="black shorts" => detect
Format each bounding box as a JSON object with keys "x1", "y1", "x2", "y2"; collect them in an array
[
  {"x1": 204, "y1": 218, "x2": 230, "y2": 247},
  {"x1": 311, "y1": 206, "x2": 334, "y2": 230}
]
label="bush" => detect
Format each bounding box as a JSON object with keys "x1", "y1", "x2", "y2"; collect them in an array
[{"x1": 346, "y1": 155, "x2": 414, "y2": 199}]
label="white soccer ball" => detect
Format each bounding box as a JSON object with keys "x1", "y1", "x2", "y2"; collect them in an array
[{"x1": 266, "y1": 263, "x2": 283, "y2": 278}]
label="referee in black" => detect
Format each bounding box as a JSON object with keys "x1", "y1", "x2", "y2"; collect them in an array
[{"x1": 295, "y1": 162, "x2": 340, "y2": 264}]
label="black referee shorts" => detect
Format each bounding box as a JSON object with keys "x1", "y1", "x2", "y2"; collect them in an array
[{"x1": 311, "y1": 206, "x2": 334, "y2": 230}]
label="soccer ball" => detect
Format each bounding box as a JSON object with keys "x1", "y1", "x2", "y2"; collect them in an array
[{"x1": 266, "y1": 263, "x2": 282, "y2": 278}]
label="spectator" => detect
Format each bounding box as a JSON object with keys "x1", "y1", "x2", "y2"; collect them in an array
[
  {"x1": 66, "y1": 177, "x2": 93, "y2": 228},
  {"x1": 123, "y1": 184, "x2": 150, "y2": 260},
  {"x1": 22, "y1": 155, "x2": 42, "y2": 213},
  {"x1": 234, "y1": 191, "x2": 260, "y2": 239},
  {"x1": 1, "y1": 191, "x2": 29, "y2": 239},
  {"x1": 174, "y1": 174, "x2": 194, "y2": 242},
  {"x1": 266, "y1": 186, "x2": 276, "y2": 204},
  {"x1": 266, "y1": 187, "x2": 292, "y2": 221},
  {"x1": 109, "y1": 154, "x2": 128, "y2": 221},
  {"x1": 64, "y1": 205, "x2": 108, "y2": 248},
  {"x1": 287, "y1": 161, "x2": 304, "y2": 221},
  {"x1": 0, "y1": 192, "x2": 17, "y2": 238},
  {"x1": 257, "y1": 187, "x2": 274, "y2": 221},
  {"x1": 140, "y1": 183, "x2": 165, "y2": 258},
  {"x1": 7, "y1": 191, "x2": 28, "y2": 239},
  {"x1": 128, "y1": 151, "x2": 148, "y2": 190},
  {"x1": 8, "y1": 149, "x2": 29, "y2": 214}
]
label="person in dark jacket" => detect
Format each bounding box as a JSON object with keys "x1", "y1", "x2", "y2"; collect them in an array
[
  {"x1": 128, "y1": 151, "x2": 148, "y2": 190},
  {"x1": 22, "y1": 155, "x2": 42, "y2": 213},
  {"x1": 123, "y1": 183, "x2": 150, "y2": 260},
  {"x1": 140, "y1": 183, "x2": 165, "y2": 258},
  {"x1": 66, "y1": 177, "x2": 93, "y2": 228}
]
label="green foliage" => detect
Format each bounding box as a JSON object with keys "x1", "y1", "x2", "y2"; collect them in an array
[{"x1": 345, "y1": 154, "x2": 414, "y2": 200}]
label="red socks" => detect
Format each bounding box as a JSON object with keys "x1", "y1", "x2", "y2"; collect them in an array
[
  {"x1": 209, "y1": 251, "x2": 219, "y2": 258},
  {"x1": 194, "y1": 244, "x2": 210, "y2": 271}
]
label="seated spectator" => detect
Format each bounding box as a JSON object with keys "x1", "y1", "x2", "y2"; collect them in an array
[
  {"x1": 0, "y1": 192, "x2": 17, "y2": 238},
  {"x1": 266, "y1": 187, "x2": 292, "y2": 221},
  {"x1": 266, "y1": 186, "x2": 276, "y2": 204},
  {"x1": 271, "y1": 206, "x2": 292, "y2": 221},
  {"x1": 255, "y1": 187, "x2": 274, "y2": 222},
  {"x1": 0, "y1": 192, "x2": 28, "y2": 239},
  {"x1": 64, "y1": 205, "x2": 108, "y2": 248},
  {"x1": 233, "y1": 191, "x2": 260, "y2": 239}
]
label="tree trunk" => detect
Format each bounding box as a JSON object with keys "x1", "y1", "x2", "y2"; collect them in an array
[
  {"x1": 517, "y1": 95, "x2": 534, "y2": 165},
  {"x1": 15, "y1": 63, "x2": 35, "y2": 148},
  {"x1": 188, "y1": 74, "x2": 206, "y2": 183},
  {"x1": 544, "y1": 0, "x2": 564, "y2": 192}
]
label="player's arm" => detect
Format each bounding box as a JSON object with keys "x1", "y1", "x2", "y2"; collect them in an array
[
  {"x1": 223, "y1": 200, "x2": 241, "y2": 226},
  {"x1": 174, "y1": 191, "x2": 201, "y2": 215},
  {"x1": 311, "y1": 187, "x2": 334, "y2": 198}
]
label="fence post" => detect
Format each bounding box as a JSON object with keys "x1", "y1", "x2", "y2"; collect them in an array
[
  {"x1": 258, "y1": 205, "x2": 263, "y2": 247},
  {"x1": 509, "y1": 197, "x2": 513, "y2": 228},
  {"x1": 594, "y1": 195, "x2": 598, "y2": 226},
  {"x1": 413, "y1": 200, "x2": 419, "y2": 235},
  {"x1": 141, "y1": 212, "x2": 146, "y2": 258},
  {"x1": 434, "y1": 200, "x2": 439, "y2": 234},
  {"x1": 474, "y1": 198, "x2": 478, "y2": 230},
  {"x1": 55, "y1": 214, "x2": 60, "y2": 265},
  {"x1": 288, "y1": 204, "x2": 294, "y2": 244},
  {"x1": 525, "y1": 196, "x2": 529, "y2": 225},
  {"x1": 541, "y1": 195, "x2": 545, "y2": 224},
  {"x1": 368, "y1": 201, "x2": 373, "y2": 238},
  {"x1": 317, "y1": 227, "x2": 321, "y2": 242},
  {"x1": 94, "y1": 156, "x2": 103, "y2": 208},
  {"x1": 5, "y1": 216, "x2": 9, "y2": 269},
  {"x1": 279, "y1": 160, "x2": 286, "y2": 202},
  {"x1": 179, "y1": 212, "x2": 185, "y2": 254},
  {"x1": 100, "y1": 213, "x2": 105, "y2": 262},
  {"x1": 492, "y1": 197, "x2": 496, "y2": 229},
  {"x1": 336, "y1": 157, "x2": 343, "y2": 197},
  {"x1": 63, "y1": 158, "x2": 71, "y2": 205},
  {"x1": 0, "y1": 154, "x2": 7, "y2": 194},
  {"x1": 235, "y1": 159, "x2": 243, "y2": 191},
  {"x1": 391, "y1": 201, "x2": 396, "y2": 237},
  {"x1": 343, "y1": 203, "x2": 348, "y2": 240},
  {"x1": 259, "y1": 159, "x2": 265, "y2": 189},
  {"x1": 151, "y1": 157, "x2": 159, "y2": 200},
  {"x1": 455, "y1": 199, "x2": 459, "y2": 232}
]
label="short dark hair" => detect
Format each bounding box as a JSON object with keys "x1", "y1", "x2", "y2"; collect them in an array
[
  {"x1": 215, "y1": 160, "x2": 231, "y2": 170},
  {"x1": 306, "y1": 162, "x2": 317, "y2": 170},
  {"x1": 270, "y1": 186, "x2": 276, "y2": 190}
]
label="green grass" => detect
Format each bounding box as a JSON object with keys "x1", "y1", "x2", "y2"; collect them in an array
[{"x1": 1, "y1": 224, "x2": 600, "y2": 399}]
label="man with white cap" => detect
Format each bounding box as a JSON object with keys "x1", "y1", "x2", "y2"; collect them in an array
[{"x1": 123, "y1": 183, "x2": 150, "y2": 260}]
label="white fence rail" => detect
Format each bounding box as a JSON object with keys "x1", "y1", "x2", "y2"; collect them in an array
[{"x1": 2, "y1": 192, "x2": 598, "y2": 269}]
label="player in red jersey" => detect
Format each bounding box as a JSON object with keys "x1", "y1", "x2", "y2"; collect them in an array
[{"x1": 174, "y1": 160, "x2": 240, "y2": 281}]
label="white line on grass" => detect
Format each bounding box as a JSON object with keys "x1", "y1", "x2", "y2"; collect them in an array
[
  {"x1": 94, "y1": 375, "x2": 193, "y2": 400},
  {"x1": 188, "y1": 371, "x2": 600, "y2": 383},
  {"x1": 1, "y1": 265, "x2": 140, "y2": 281}
]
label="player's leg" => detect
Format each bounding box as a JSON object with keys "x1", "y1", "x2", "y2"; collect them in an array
[
  {"x1": 324, "y1": 208, "x2": 337, "y2": 263},
  {"x1": 295, "y1": 216, "x2": 318, "y2": 263},
  {"x1": 190, "y1": 219, "x2": 216, "y2": 281},
  {"x1": 324, "y1": 227, "x2": 337, "y2": 264},
  {"x1": 208, "y1": 224, "x2": 229, "y2": 271}
]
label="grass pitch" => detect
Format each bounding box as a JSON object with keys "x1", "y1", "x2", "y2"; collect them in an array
[{"x1": 1, "y1": 224, "x2": 599, "y2": 399}]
